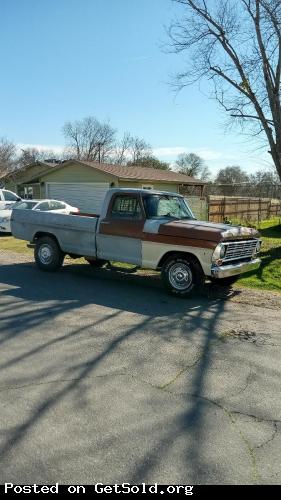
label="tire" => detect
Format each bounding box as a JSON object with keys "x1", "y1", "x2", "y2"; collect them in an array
[
  {"x1": 86, "y1": 258, "x2": 107, "y2": 268},
  {"x1": 34, "y1": 236, "x2": 64, "y2": 272},
  {"x1": 161, "y1": 255, "x2": 205, "y2": 297},
  {"x1": 211, "y1": 275, "x2": 240, "y2": 287}
]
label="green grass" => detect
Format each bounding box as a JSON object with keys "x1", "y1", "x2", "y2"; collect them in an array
[
  {"x1": 0, "y1": 235, "x2": 33, "y2": 254},
  {"x1": 237, "y1": 217, "x2": 281, "y2": 293},
  {"x1": 1, "y1": 217, "x2": 281, "y2": 293}
]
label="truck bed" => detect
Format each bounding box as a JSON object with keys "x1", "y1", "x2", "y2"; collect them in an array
[{"x1": 11, "y1": 210, "x2": 98, "y2": 257}]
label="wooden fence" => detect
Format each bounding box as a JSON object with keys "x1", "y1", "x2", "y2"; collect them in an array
[
  {"x1": 208, "y1": 196, "x2": 281, "y2": 223},
  {"x1": 185, "y1": 196, "x2": 208, "y2": 220}
]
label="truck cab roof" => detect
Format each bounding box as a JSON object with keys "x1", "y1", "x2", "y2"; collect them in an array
[{"x1": 108, "y1": 188, "x2": 184, "y2": 197}]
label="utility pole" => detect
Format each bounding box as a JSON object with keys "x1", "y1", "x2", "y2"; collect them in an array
[{"x1": 97, "y1": 142, "x2": 104, "y2": 163}]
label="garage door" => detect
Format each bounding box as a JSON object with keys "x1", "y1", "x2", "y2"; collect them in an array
[{"x1": 46, "y1": 183, "x2": 110, "y2": 214}]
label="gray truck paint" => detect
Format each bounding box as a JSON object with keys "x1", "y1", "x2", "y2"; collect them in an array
[{"x1": 11, "y1": 210, "x2": 98, "y2": 257}]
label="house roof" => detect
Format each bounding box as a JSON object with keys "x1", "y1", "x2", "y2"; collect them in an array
[
  {"x1": 0, "y1": 171, "x2": 8, "y2": 180},
  {"x1": 61, "y1": 159, "x2": 205, "y2": 185},
  {"x1": 2, "y1": 159, "x2": 205, "y2": 186},
  {"x1": 1, "y1": 161, "x2": 60, "y2": 181}
]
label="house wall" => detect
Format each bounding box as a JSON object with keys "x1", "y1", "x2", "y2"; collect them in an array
[
  {"x1": 4, "y1": 180, "x2": 18, "y2": 192},
  {"x1": 5, "y1": 165, "x2": 56, "y2": 191},
  {"x1": 40, "y1": 163, "x2": 115, "y2": 184},
  {"x1": 5, "y1": 181, "x2": 41, "y2": 198},
  {"x1": 39, "y1": 163, "x2": 116, "y2": 198},
  {"x1": 41, "y1": 164, "x2": 180, "y2": 195},
  {"x1": 118, "y1": 180, "x2": 179, "y2": 193},
  {"x1": 4, "y1": 164, "x2": 59, "y2": 195}
]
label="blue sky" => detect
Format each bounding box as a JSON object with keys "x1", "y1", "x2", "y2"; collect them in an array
[{"x1": 0, "y1": 0, "x2": 272, "y2": 174}]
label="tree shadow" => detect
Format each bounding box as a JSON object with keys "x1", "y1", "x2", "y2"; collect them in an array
[
  {"x1": 259, "y1": 224, "x2": 281, "y2": 239},
  {"x1": 0, "y1": 260, "x2": 232, "y2": 482}
]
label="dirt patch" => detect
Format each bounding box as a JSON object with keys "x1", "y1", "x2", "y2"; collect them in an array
[
  {"x1": 0, "y1": 250, "x2": 33, "y2": 264},
  {"x1": 229, "y1": 286, "x2": 281, "y2": 311},
  {"x1": 220, "y1": 328, "x2": 268, "y2": 346},
  {"x1": 208, "y1": 282, "x2": 281, "y2": 310}
]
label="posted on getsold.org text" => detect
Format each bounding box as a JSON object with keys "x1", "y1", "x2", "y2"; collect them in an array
[{"x1": 3, "y1": 483, "x2": 194, "y2": 495}]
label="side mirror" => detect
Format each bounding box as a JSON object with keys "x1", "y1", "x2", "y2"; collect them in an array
[{"x1": 16, "y1": 197, "x2": 21, "y2": 201}]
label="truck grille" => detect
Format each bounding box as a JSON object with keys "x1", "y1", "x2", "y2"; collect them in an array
[{"x1": 224, "y1": 240, "x2": 257, "y2": 261}]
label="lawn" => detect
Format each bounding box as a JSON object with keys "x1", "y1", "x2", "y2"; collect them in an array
[
  {"x1": 238, "y1": 217, "x2": 281, "y2": 293},
  {"x1": 1, "y1": 217, "x2": 281, "y2": 293},
  {"x1": 0, "y1": 235, "x2": 33, "y2": 254}
]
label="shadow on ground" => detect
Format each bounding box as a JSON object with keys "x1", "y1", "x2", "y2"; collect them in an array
[{"x1": 0, "y1": 259, "x2": 243, "y2": 483}]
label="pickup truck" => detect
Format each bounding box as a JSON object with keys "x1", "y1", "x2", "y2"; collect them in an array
[{"x1": 11, "y1": 188, "x2": 262, "y2": 297}]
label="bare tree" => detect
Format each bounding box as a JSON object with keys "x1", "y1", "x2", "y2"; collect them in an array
[
  {"x1": 113, "y1": 132, "x2": 152, "y2": 165},
  {"x1": 169, "y1": 0, "x2": 281, "y2": 181},
  {"x1": 18, "y1": 147, "x2": 60, "y2": 167},
  {"x1": 129, "y1": 136, "x2": 152, "y2": 163},
  {"x1": 249, "y1": 168, "x2": 280, "y2": 196},
  {"x1": 113, "y1": 132, "x2": 135, "y2": 164},
  {"x1": 62, "y1": 116, "x2": 116, "y2": 162},
  {"x1": 0, "y1": 137, "x2": 17, "y2": 176},
  {"x1": 199, "y1": 164, "x2": 212, "y2": 182}
]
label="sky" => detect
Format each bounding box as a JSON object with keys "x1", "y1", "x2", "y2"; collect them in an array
[{"x1": 0, "y1": 0, "x2": 273, "y2": 175}]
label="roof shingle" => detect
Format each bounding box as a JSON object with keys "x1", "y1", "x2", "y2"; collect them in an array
[{"x1": 71, "y1": 160, "x2": 205, "y2": 184}]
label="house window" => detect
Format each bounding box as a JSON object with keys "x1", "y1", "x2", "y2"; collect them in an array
[{"x1": 142, "y1": 184, "x2": 154, "y2": 190}]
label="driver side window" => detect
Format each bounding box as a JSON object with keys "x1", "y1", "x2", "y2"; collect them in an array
[{"x1": 110, "y1": 196, "x2": 141, "y2": 218}]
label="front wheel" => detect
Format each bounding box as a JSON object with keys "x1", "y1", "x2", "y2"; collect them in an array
[
  {"x1": 34, "y1": 236, "x2": 64, "y2": 271},
  {"x1": 161, "y1": 255, "x2": 204, "y2": 297}
]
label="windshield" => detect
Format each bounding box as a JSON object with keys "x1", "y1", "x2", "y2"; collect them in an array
[
  {"x1": 13, "y1": 201, "x2": 38, "y2": 210},
  {"x1": 143, "y1": 195, "x2": 195, "y2": 220}
]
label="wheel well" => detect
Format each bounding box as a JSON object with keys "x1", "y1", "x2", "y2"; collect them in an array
[
  {"x1": 157, "y1": 251, "x2": 202, "y2": 270},
  {"x1": 33, "y1": 232, "x2": 61, "y2": 249}
]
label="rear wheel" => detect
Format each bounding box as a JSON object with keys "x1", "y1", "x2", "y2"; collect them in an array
[
  {"x1": 161, "y1": 255, "x2": 205, "y2": 297},
  {"x1": 34, "y1": 236, "x2": 64, "y2": 271}
]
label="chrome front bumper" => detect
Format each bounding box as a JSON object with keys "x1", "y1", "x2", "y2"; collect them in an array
[{"x1": 211, "y1": 258, "x2": 261, "y2": 279}]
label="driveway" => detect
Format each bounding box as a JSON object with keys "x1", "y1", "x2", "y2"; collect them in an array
[{"x1": 0, "y1": 251, "x2": 281, "y2": 485}]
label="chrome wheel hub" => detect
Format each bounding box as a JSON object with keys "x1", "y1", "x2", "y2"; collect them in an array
[
  {"x1": 39, "y1": 244, "x2": 53, "y2": 264},
  {"x1": 169, "y1": 263, "x2": 192, "y2": 291}
]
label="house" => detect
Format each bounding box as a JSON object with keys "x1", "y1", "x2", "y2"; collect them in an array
[{"x1": 3, "y1": 159, "x2": 205, "y2": 214}]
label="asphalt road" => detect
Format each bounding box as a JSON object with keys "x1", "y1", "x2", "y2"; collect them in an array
[{"x1": 0, "y1": 253, "x2": 281, "y2": 485}]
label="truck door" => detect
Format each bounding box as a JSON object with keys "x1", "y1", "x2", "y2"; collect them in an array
[{"x1": 96, "y1": 193, "x2": 145, "y2": 265}]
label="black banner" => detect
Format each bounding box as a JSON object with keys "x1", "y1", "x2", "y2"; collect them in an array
[{"x1": 0, "y1": 483, "x2": 277, "y2": 496}]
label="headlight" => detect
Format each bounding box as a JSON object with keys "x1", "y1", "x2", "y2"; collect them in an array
[
  {"x1": 212, "y1": 243, "x2": 227, "y2": 263},
  {"x1": 220, "y1": 245, "x2": 227, "y2": 258},
  {"x1": 0, "y1": 217, "x2": 10, "y2": 222}
]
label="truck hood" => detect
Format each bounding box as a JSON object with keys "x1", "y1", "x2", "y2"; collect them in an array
[{"x1": 158, "y1": 219, "x2": 260, "y2": 242}]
